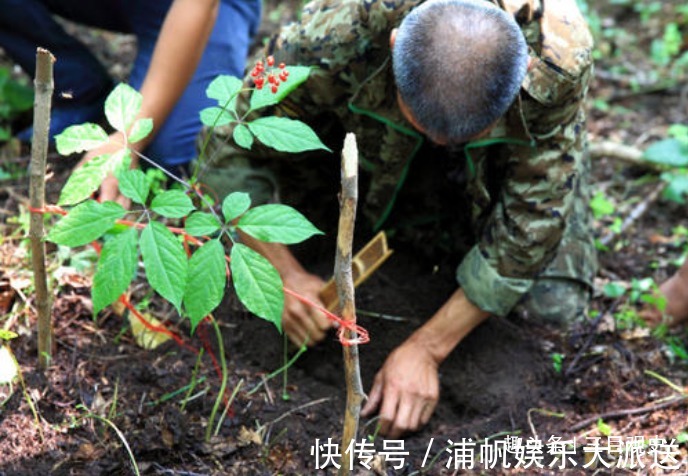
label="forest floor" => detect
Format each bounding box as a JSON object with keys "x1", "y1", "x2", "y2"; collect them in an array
[{"x1": 1, "y1": 1, "x2": 688, "y2": 475}]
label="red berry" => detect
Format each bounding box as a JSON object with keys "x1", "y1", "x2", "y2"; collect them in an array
[
  {"x1": 267, "y1": 56, "x2": 275, "y2": 67},
  {"x1": 255, "y1": 60, "x2": 263, "y2": 67},
  {"x1": 251, "y1": 68, "x2": 259, "y2": 77},
  {"x1": 256, "y1": 82, "x2": 264, "y2": 90},
  {"x1": 267, "y1": 73, "x2": 275, "y2": 84},
  {"x1": 279, "y1": 62, "x2": 286, "y2": 69},
  {"x1": 271, "y1": 84, "x2": 278, "y2": 93},
  {"x1": 279, "y1": 72, "x2": 288, "y2": 82},
  {"x1": 254, "y1": 77, "x2": 265, "y2": 87},
  {"x1": 284, "y1": 69, "x2": 290, "y2": 76},
  {"x1": 273, "y1": 79, "x2": 280, "y2": 86}
]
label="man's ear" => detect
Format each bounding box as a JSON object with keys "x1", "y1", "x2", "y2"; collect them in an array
[{"x1": 390, "y1": 28, "x2": 397, "y2": 49}]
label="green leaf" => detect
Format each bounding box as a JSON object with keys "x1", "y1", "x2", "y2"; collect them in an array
[
  {"x1": 248, "y1": 116, "x2": 330, "y2": 153},
  {"x1": 590, "y1": 191, "x2": 615, "y2": 219},
  {"x1": 0, "y1": 329, "x2": 18, "y2": 341},
  {"x1": 230, "y1": 243, "x2": 283, "y2": 329},
  {"x1": 58, "y1": 154, "x2": 110, "y2": 205},
  {"x1": 150, "y1": 190, "x2": 195, "y2": 218},
  {"x1": 200, "y1": 106, "x2": 234, "y2": 127},
  {"x1": 184, "y1": 240, "x2": 227, "y2": 331},
  {"x1": 105, "y1": 83, "x2": 142, "y2": 132},
  {"x1": 222, "y1": 192, "x2": 251, "y2": 222},
  {"x1": 596, "y1": 418, "x2": 612, "y2": 437},
  {"x1": 233, "y1": 123, "x2": 253, "y2": 149},
  {"x1": 185, "y1": 212, "x2": 222, "y2": 236},
  {"x1": 55, "y1": 123, "x2": 109, "y2": 155},
  {"x1": 117, "y1": 169, "x2": 149, "y2": 205},
  {"x1": 661, "y1": 173, "x2": 688, "y2": 204},
  {"x1": 206, "y1": 75, "x2": 242, "y2": 113},
  {"x1": 603, "y1": 282, "x2": 627, "y2": 298},
  {"x1": 3, "y1": 78, "x2": 33, "y2": 112},
  {"x1": 248, "y1": 66, "x2": 312, "y2": 112},
  {"x1": 140, "y1": 221, "x2": 188, "y2": 310},
  {"x1": 238, "y1": 204, "x2": 322, "y2": 244},
  {"x1": 643, "y1": 139, "x2": 688, "y2": 167},
  {"x1": 92, "y1": 227, "x2": 139, "y2": 315},
  {"x1": 127, "y1": 117, "x2": 153, "y2": 143},
  {"x1": 47, "y1": 201, "x2": 126, "y2": 247}
]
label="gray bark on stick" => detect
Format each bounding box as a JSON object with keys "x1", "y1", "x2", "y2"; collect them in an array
[{"x1": 29, "y1": 48, "x2": 54, "y2": 370}]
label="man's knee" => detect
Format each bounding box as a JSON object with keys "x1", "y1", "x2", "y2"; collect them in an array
[{"x1": 519, "y1": 277, "x2": 591, "y2": 327}]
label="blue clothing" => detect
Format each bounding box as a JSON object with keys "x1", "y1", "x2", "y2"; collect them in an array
[{"x1": 0, "y1": 0, "x2": 261, "y2": 168}]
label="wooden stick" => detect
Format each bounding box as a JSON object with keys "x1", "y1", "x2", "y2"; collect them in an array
[
  {"x1": 29, "y1": 48, "x2": 55, "y2": 370},
  {"x1": 336, "y1": 133, "x2": 363, "y2": 476}
]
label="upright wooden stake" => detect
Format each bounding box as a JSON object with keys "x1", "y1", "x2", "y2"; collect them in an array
[
  {"x1": 335, "y1": 133, "x2": 364, "y2": 476},
  {"x1": 30, "y1": 48, "x2": 54, "y2": 370}
]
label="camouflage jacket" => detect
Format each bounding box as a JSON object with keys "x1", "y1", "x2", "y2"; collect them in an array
[{"x1": 228, "y1": 0, "x2": 596, "y2": 316}]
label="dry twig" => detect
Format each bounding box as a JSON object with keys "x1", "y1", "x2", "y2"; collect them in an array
[{"x1": 335, "y1": 134, "x2": 364, "y2": 476}]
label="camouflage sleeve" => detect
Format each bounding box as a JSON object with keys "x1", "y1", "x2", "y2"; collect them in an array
[
  {"x1": 457, "y1": 106, "x2": 586, "y2": 316},
  {"x1": 457, "y1": 6, "x2": 594, "y2": 316}
]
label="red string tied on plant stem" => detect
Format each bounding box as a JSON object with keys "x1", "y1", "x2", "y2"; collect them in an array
[
  {"x1": 28, "y1": 205, "x2": 67, "y2": 216},
  {"x1": 282, "y1": 288, "x2": 370, "y2": 346}
]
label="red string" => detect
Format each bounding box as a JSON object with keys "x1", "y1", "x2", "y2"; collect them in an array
[{"x1": 283, "y1": 288, "x2": 369, "y2": 346}]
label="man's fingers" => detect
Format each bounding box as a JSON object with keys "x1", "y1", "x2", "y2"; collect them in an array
[
  {"x1": 377, "y1": 386, "x2": 399, "y2": 436},
  {"x1": 312, "y1": 309, "x2": 333, "y2": 332},
  {"x1": 389, "y1": 396, "x2": 414, "y2": 438},
  {"x1": 420, "y1": 400, "x2": 436, "y2": 426}
]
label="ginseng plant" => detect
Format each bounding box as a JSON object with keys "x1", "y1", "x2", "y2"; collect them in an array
[{"x1": 39, "y1": 56, "x2": 368, "y2": 444}]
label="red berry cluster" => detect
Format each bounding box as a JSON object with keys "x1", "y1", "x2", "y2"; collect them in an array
[{"x1": 250, "y1": 55, "x2": 289, "y2": 94}]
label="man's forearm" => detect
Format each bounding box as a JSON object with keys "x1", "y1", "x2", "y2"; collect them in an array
[
  {"x1": 137, "y1": 0, "x2": 219, "y2": 149},
  {"x1": 409, "y1": 288, "x2": 490, "y2": 364}
]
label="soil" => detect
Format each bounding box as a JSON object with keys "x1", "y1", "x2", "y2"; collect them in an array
[{"x1": 1, "y1": 1, "x2": 688, "y2": 475}]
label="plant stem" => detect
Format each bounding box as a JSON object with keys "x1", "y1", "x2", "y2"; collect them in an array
[
  {"x1": 205, "y1": 316, "x2": 229, "y2": 442},
  {"x1": 29, "y1": 48, "x2": 54, "y2": 371},
  {"x1": 335, "y1": 134, "x2": 363, "y2": 476}
]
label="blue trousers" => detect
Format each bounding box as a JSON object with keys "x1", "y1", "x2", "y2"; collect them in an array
[{"x1": 0, "y1": 0, "x2": 261, "y2": 168}]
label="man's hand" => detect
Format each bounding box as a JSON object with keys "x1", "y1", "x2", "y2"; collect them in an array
[
  {"x1": 361, "y1": 338, "x2": 439, "y2": 438},
  {"x1": 361, "y1": 289, "x2": 490, "y2": 437},
  {"x1": 282, "y1": 270, "x2": 333, "y2": 347}
]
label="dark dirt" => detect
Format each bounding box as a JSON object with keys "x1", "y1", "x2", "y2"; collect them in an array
[{"x1": 2, "y1": 1, "x2": 688, "y2": 475}]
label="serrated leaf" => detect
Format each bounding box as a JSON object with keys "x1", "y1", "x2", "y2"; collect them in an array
[
  {"x1": 184, "y1": 240, "x2": 227, "y2": 331},
  {"x1": 248, "y1": 66, "x2": 312, "y2": 112},
  {"x1": 150, "y1": 190, "x2": 195, "y2": 218},
  {"x1": 230, "y1": 243, "x2": 283, "y2": 329},
  {"x1": 222, "y1": 192, "x2": 251, "y2": 223},
  {"x1": 128, "y1": 117, "x2": 153, "y2": 143},
  {"x1": 117, "y1": 169, "x2": 149, "y2": 205},
  {"x1": 643, "y1": 139, "x2": 688, "y2": 167},
  {"x1": 233, "y1": 123, "x2": 253, "y2": 149},
  {"x1": 206, "y1": 75, "x2": 242, "y2": 113},
  {"x1": 105, "y1": 83, "x2": 142, "y2": 132},
  {"x1": 47, "y1": 201, "x2": 126, "y2": 247},
  {"x1": 55, "y1": 123, "x2": 109, "y2": 155},
  {"x1": 92, "y1": 227, "x2": 138, "y2": 315},
  {"x1": 248, "y1": 116, "x2": 330, "y2": 153},
  {"x1": 200, "y1": 106, "x2": 234, "y2": 127},
  {"x1": 140, "y1": 221, "x2": 188, "y2": 310},
  {"x1": 238, "y1": 204, "x2": 322, "y2": 244},
  {"x1": 0, "y1": 345, "x2": 18, "y2": 384},
  {"x1": 58, "y1": 154, "x2": 111, "y2": 205},
  {"x1": 185, "y1": 212, "x2": 222, "y2": 236}
]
